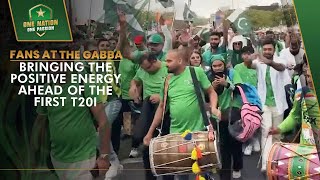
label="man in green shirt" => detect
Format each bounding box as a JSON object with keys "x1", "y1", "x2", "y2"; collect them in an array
[
  {"x1": 33, "y1": 75, "x2": 110, "y2": 180},
  {"x1": 202, "y1": 31, "x2": 227, "y2": 66},
  {"x1": 117, "y1": 11, "x2": 169, "y2": 63},
  {"x1": 143, "y1": 49, "x2": 220, "y2": 180},
  {"x1": 129, "y1": 53, "x2": 169, "y2": 180},
  {"x1": 234, "y1": 46, "x2": 257, "y2": 87}
]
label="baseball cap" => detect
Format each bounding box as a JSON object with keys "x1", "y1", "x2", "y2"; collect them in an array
[
  {"x1": 134, "y1": 35, "x2": 144, "y2": 45},
  {"x1": 148, "y1": 33, "x2": 164, "y2": 44}
]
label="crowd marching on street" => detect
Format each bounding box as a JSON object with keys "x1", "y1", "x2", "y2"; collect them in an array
[{"x1": 30, "y1": 5, "x2": 320, "y2": 180}]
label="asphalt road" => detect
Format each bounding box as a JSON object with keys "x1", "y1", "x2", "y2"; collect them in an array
[
  {"x1": 31, "y1": 138, "x2": 267, "y2": 180},
  {"x1": 107, "y1": 138, "x2": 267, "y2": 180}
]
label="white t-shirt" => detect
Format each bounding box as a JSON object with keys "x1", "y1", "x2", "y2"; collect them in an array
[{"x1": 279, "y1": 48, "x2": 305, "y2": 77}]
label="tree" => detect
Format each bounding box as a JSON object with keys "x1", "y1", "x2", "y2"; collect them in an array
[{"x1": 282, "y1": 6, "x2": 297, "y2": 27}]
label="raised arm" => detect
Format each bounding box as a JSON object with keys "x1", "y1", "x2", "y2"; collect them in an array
[
  {"x1": 117, "y1": 11, "x2": 135, "y2": 60},
  {"x1": 221, "y1": 19, "x2": 230, "y2": 48},
  {"x1": 159, "y1": 16, "x2": 172, "y2": 52}
]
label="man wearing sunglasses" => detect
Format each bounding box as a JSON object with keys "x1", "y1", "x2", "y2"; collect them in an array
[{"x1": 227, "y1": 35, "x2": 248, "y2": 68}]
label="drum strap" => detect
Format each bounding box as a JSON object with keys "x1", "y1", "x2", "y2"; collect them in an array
[
  {"x1": 157, "y1": 75, "x2": 171, "y2": 136},
  {"x1": 189, "y1": 66, "x2": 210, "y2": 127},
  {"x1": 300, "y1": 87, "x2": 320, "y2": 163}
]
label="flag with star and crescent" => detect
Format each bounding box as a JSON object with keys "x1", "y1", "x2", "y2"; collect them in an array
[
  {"x1": 8, "y1": 0, "x2": 72, "y2": 41},
  {"x1": 227, "y1": 9, "x2": 252, "y2": 35},
  {"x1": 234, "y1": 15, "x2": 252, "y2": 35}
]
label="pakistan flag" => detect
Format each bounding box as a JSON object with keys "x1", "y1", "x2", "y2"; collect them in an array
[{"x1": 227, "y1": 9, "x2": 252, "y2": 35}]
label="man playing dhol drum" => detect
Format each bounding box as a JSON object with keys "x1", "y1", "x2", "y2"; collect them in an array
[
  {"x1": 143, "y1": 49, "x2": 220, "y2": 180},
  {"x1": 267, "y1": 56, "x2": 320, "y2": 180},
  {"x1": 269, "y1": 58, "x2": 320, "y2": 146}
]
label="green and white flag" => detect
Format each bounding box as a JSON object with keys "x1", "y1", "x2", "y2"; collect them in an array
[
  {"x1": 157, "y1": 0, "x2": 174, "y2": 8},
  {"x1": 227, "y1": 9, "x2": 252, "y2": 35}
]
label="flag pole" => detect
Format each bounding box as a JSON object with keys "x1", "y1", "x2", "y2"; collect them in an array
[
  {"x1": 145, "y1": 0, "x2": 151, "y2": 36},
  {"x1": 88, "y1": 0, "x2": 93, "y2": 33}
]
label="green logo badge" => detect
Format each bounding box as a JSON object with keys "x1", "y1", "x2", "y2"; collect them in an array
[
  {"x1": 9, "y1": 0, "x2": 72, "y2": 41},
  {"x1": 28, "y1": 4, "x2": 56, "y2": 37}
]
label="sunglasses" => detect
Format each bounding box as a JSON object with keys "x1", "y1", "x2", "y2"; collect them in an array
[{"x1": 234, "y1": 42, "x2": 242, "y2": 45}]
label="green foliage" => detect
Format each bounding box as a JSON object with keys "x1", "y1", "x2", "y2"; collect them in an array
[{"x1": 192, "y1": 17, "x2": 209, "y2": 26}]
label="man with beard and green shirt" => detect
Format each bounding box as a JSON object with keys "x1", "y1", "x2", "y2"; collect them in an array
[
  {"x1": 202, "y1": 21, "x2": 229, "y2": 67},
  {"x1": 129, "y1": 53, "x2": 169, "y2": 180},
  {"x1": 144, "y1": 49, "x2": 220, "y2": 180},
  {"x1": 117, "y1": 11, "x2": 171, "y2": 63},
  {"x1": 202, "y1": 31, "x2": 227, "y2": 66}
]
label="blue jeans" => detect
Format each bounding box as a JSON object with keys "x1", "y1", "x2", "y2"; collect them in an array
[{"x1": 97, "y1": 99, "x2": 122, "y2": 164}]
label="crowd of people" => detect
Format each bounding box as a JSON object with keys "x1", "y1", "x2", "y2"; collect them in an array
[{"x1": 31, "y1": 9, "x2": 320, "y2": 180}]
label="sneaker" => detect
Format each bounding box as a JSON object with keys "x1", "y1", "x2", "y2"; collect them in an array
[
  {"x1": 104, "y1": 163, "x2": 123, "y2": 179},
  {"x1": 129, "y1": 148, "x2": 139, "y2": 158},
  {"x1": 244, "y1": 145, "x2": 253, "y2": 156},
  {"x1": 232, "y1": 170, "x2": 241, "y2": 179},
  {"x1": 253, "y1": 139, "x2": 261, "y2": 152}
]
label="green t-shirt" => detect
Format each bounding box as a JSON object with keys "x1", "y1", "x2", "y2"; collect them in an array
[
  {"x1": 234, "y1": 63, "x2": 257, "y2": 87},
  {"x1": 160, "y1": 67, "x2": 211, "y2": 133},
  {"x1": 36, "y1": 81, "x2": 100, "y2": 163},
  {"x1": 202, "y1": 46, "x2": 227, "y2": 66},
  {"x1": 119, "y1": 58, "x2": 140, "y2": 100},
  {"x1": 157, "y1": 51, "x2": 167, "y2": 62},
  {"x1": 217, "y1": 70, "x2": 243, "y2": 111},
  {"x1": 265, "y1": 66, "x2": 276, "y2": 107},
  {"x1": 133, "y1": 62, "x2": 168, "y2": 99},
  {"x1": 227, "y1": 50, "x2": 243, "y2": 67}
]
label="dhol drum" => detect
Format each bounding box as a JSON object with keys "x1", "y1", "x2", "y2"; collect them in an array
[
  {"x1": 267, "y1": 142, "x2": 320, "y2": 180},
  {"x1": 149, "y1": 131, "x2": 221, "y2": 176}
]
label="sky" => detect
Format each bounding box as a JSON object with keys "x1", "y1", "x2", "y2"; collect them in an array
[
  {"x1": 72, "y1": 0, "x2": 288, "y2": 25},
  {"x1": 138, "y1": 0, "x2": 285, "y2": 18}
]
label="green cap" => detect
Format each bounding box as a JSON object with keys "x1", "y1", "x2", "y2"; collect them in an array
[
  {"x1": 210, "y1": 54, "x2": 225, "y2": 64},
  {"x1": 148, "y1": 33, "x2": 164, "y2": 44}
]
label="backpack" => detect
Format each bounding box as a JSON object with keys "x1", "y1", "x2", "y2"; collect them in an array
[
  {"x1": 228, "y1": 85, "x2": 263, "y2": 142},
  {"x1": 228, "y1": 69, "x2": 262, "y2": 109}
]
